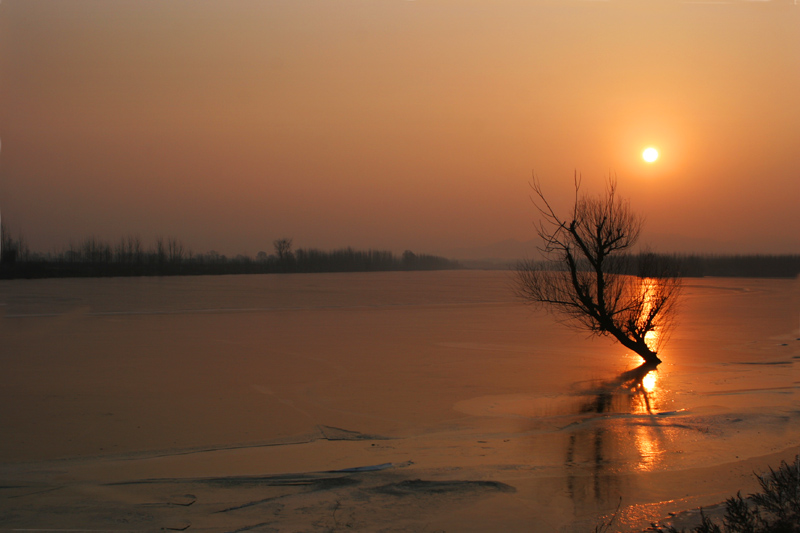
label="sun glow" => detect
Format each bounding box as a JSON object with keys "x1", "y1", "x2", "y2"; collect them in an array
[
  {"x1": 642, "y1": 147, "x2": 659, "y2": 163},
  {"x1": 644, "y1": 330, "x2": 659, "y2": 351}
]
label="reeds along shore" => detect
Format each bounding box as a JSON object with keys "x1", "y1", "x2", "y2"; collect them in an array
[{"x1": 0, "y1": 234, "x2": 460, "y2": 279}]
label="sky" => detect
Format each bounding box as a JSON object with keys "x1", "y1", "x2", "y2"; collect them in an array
[{"x1": 1, "y1": 0, "x2": 798, "y2": 258}]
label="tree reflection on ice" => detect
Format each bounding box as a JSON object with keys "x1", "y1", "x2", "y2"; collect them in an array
[
  {"x1": 578, "y1": 362, "x2": 661, "y2": 415},
  {"x1": 565, "y1": 361, "x2": 669, "y2": 507}
]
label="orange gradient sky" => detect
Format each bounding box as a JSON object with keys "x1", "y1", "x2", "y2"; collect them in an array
[{"x1": 1, "y1": 0, "x2": 798, "y2": 257}]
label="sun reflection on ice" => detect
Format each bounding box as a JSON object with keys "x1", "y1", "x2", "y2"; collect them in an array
[
  {"x1": 641, "y1": 371, "x2": 657, "y2": 393},
  {"x1": 633, "y1": 422, "x2": 663, "y2": 472},
  {"x1": 631, "y1": 368, "x2": 666, "y2": 471},
  {"x1": 631, "y1": 368, "x2": 659, "y2": 415}
]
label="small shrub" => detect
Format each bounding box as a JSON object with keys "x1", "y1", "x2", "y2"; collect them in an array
[{"x1": 650, "y1": 456, "x2": 800, "y2": 533}]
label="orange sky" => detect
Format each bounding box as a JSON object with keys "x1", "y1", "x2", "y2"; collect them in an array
[{"x1": 1, "y1": 0, "x2": 798, "y2": 257}]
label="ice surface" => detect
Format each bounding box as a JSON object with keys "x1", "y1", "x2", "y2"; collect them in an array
[{"x1": 0, "y1": 271, "x2": 798, "y2": 531}]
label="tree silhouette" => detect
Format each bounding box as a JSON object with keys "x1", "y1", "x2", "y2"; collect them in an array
[
  {"x1": 273, "y1": 238, "x2": 292, "y2": 260},
  {"x1": 273, "y1": 238, "x2": 295, "y2": 271},
  {"x1": 515, "y1": 174, "x2": 681, "y2": 365}
]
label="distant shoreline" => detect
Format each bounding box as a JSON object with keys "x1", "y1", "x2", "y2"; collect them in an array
[
  {"x1": 2, "y1": 253, "x2": 799, "y2": 280},
  {"x1": 461, "y1": 253, "x2": 800, "y2": 279},
  {"x1": 1, "y1": 229, "x2": 797, "y2": 280},
  {"x1": 0, "y1": 260, "x2": 463, "y2": 280},
  {"x1": 0, "y1": 232, "x2": 465, "y2": 279},
  {"x1": 0, "y1": 248, "x2": 462, "y2": 280}
]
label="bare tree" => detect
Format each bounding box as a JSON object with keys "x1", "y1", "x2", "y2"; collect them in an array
[
  {"x1": 515, "y1": 174, "x2": 681, "y2": 365},
  {"x1": 155, "y1": 236, "x2": 167, "y2": 265},
  {"x1": 273, "y1": 238, "x2": 293, "y2": 261},
  {"x1": 273, "y1": 238, "x2": 296, "y2": 272},
  {"x1": 272, "y1": 238, "x2": 292, "y2": 261},
  {"x1": 0, "y1": 222, "x2": 28, "y2": 264},
  {"x1": 114, "y1": 235, "x2": 142, "y2": 264},
  {"x1": 167, "y1": 237, "x2": 185, "y2": 264}
]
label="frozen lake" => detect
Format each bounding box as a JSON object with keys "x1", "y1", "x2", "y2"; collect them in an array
[{"x1": 1, "y1": 271, "x2": 798, "y2": 531}]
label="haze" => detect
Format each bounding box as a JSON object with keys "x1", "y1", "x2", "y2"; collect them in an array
[{"x1": 1, "y1": 0, "x2": 798, "y2": 257}]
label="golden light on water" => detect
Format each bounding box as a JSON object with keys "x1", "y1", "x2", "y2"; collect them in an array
[
  {"x1": 641, "y1": 371, "x2": 657, "y2": 393},
  {"x1": 617, "y1": 276, "x2": 679, "y2": 472},
  {"x1": 632, "y1": 369, "x2": 659, "y2": 415},
  {"x1": 638, "y1": 277, "x2": 662, "y2": 352},
  {"x1": 634, "y1": 424, "x2": 663, "y2": 471},
  {"x1": 644, "y1": 330, "x2": 659, "y2": 351},
  {"x1": 633, "y1": 369, "x2": 665, "y2": 470}
]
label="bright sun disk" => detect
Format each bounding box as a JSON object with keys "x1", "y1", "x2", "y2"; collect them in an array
[{"x1": 643, "y1": 147, "x2": 659, "y2": 163}]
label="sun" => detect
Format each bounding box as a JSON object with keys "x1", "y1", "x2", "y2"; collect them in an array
[{"x1": 642, "y1": 147, "x2": 659, "y2": 163}]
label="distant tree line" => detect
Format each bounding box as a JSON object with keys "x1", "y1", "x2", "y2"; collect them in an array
[
  {"x1": 667, "y1": 253, "x2": 800, "y2": 278},
  {"x1": 0, "y1": 231, "x2": 460, "y2": 279},
  {"x1": 626, "y1": 252, "x2": 800, "y2": 279},
  {"x1": 522, "y1": 252, "x2": 800, "y2": 279},
  {"x1": 1, "y1": 225, "x2": 796, "y2": 279},
  {"x1": 0, "y1": 223, "x2": 29, "y2": 265}
]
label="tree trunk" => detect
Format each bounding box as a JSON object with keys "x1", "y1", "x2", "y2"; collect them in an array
[{"x1": 611, "y1": 331, "x2": 661, "y2": 365}]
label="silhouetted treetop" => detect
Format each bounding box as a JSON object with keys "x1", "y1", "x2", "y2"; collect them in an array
[{"x1": 515, "y1": 174, "x2": 682, "y2": 365}]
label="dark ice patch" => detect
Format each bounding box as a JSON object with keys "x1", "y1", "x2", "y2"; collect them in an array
[
  {"x1": 109, "y1": 473, "x2": 359, "y2": 490},
  {"x1": 318, "y1": 425, "x2": 389, "y2": 441},
  {"x1": 373, "y1": 479, "x2": 516, "y2": 497},
  {"x1": 733, "y1": 361, "x2": 792, "y2": 366}
]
